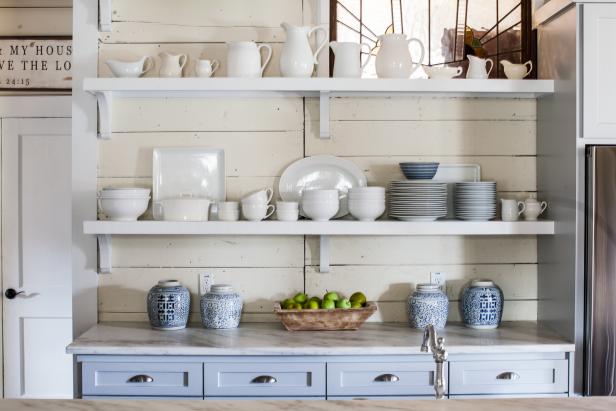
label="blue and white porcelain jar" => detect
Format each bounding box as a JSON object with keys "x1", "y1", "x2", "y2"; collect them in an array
[
  {"x1": 147, "y1": 280, "x2": 190, "y2": 330},
  {"x1": 461, "y1": 279, "x2": 504, "y2": 329},
  {"x1": 200, "y1": 284, "x2": 243, "y2": 329},
  {"x1": 407, "y1": 283, "x2": 449, "y2": 329}
]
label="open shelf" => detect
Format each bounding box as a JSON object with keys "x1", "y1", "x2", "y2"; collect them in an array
[
  {"x1": 84, "y1": 219, "x2": 555, "y2": 274},
  {"x1": 84, "y1": 77, "x2": 555, "y2": 139}
]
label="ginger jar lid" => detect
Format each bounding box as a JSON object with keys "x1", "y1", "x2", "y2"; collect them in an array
[
  {"x1": 470, "y1": 279, "x2": 495, "y2": 288},
  {"x1": 157, "y1": 279, "x2": 181, "y2": 288},
  {"x1": 416, "y1": 283, "x2": 442, "y2": 293},
  {"x1": 210, "y1": 284, "x2": 234, "y2": 294}
]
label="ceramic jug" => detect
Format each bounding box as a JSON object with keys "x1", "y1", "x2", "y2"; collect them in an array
[
  {"x1": 106, "y1": 56, "x2": 154, "y2": 78},
  {"x1": 330, "y1": 41, "x2": 372, "y2": 78},
  {"x1": 280, "y1": 22, "x2": 328, "y2": 78},
  {"x1": 194, "y1": 59, "x2": 220, "y2": 78},
  {"x1": 227, "y1": 41, "x2": 272, "y2": 78},
  {"x1": 501, "y1": 59, "x2": 533, "y2": 79},
  {"x1": 375, "y1": 34, "x2": 425, "y2": 78},
  {"x1": 500, "y1": 198, "x2": 525, "y2": 222},
  {"x1": 523, "y1": 197, "x2": 548, "y2": 221},
  {"x1": 159, "y1": 52, "x2": 187, "y2": 78},
  {"x1": 466, "y1": 55, "x2": 493, "y2": 79}
]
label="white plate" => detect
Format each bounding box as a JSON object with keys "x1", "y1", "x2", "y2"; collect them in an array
[
  {"x1": 279, "y1": 155, "x2": 366, "y2": 218},
  {"x1": 153, "y1": 148, "x2": 225, "y2": 220}
]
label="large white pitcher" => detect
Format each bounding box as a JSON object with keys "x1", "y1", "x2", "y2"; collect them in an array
[
  {"x1": 330, "y1": 41, "x2": 372, "y2": 78},
  {"x1": 375, "y1": 34, "x2": 425, "y2": 78},
  {"x1": 466, "y1": 55, "x2": 494, "y2": 79},
  {"x1": 227, "y1": 41, "x2": 272, "y2": 78},
  {"x1": 280, "y1": 22, "x2": 328, "y2": 77}
]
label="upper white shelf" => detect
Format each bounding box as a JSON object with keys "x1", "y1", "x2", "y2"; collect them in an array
[
  {"x1": 84, "y1": 77, "x2": 555, "y2": 139},
  {"x1": 84, "y1": 220, "x2": 555, "y2": 236}
]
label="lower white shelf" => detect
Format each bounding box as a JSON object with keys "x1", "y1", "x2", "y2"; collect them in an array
[
  {"x1": 84, "y1": 219, "x2": 555, "y2": 236},
  {"x1": 86, "y1": 220, "x2": 553, "y2": 274}
]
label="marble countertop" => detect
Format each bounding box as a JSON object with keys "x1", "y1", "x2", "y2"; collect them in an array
[
  {"x1": 67, "y1": 321, "x2": 574, "y2": 356},
  {"x1": 2, "y1": 398, "x2": 615, "y2": 411}
]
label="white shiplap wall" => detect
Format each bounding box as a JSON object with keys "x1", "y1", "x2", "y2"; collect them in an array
[{"x1": 97, "y1": 0, "x2": 538, "y2": 324}]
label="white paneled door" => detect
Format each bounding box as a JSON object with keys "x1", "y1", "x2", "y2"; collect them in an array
[{"x1": 2, "y1": 118, "x2": 73, "y2": 398}]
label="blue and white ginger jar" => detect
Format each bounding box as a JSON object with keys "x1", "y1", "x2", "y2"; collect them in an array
[
  {"x1": 200, "y1": 284, "x2": 243, "y2": 329},
  {"x1": 147, "y1": 279, "x2": 190, "y2": 330},
  {"x1": 407, "y1": 283, "x2": 449, "y2": 329},
  {"x1": 461, "y1": 279, "x2": 503, "y2": 329}
]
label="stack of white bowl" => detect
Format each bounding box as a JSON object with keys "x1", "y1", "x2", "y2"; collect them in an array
[
  {"x1": 301, "y1": 189, "x2": 340, "y2": 221},
  {"x1": 98, "y1": 187, "x2": 151, "y2": 221},
  {"x1": 348, "y1": 187, "x2": 386, "y2": 221},
  {"x1": 454, "y1": 182, "x2": 497, "y2": 221}
]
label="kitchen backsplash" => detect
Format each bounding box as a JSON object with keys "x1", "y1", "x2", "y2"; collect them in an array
[{"x1": 96, "y1": 0, "x2": 538, "y2": 323}]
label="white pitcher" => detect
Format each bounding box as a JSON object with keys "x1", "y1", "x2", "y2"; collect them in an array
[
  {"x1": 375, "y1": 34, "x2": 425, "y2": 79},
  {"x1": 501, "y1": 59, "x2": 533, "y2": 79},
  {"x1": 194, "y1": 59, "x2": 220, "y2": 78},
  {"x1": 280, "y1": 22, "x2": 328, "y2": 78},
  {"x1": 159, "y1": 52, "x2": 187, "y2": 78},
  {"x1": 330, "y1": 41, "x2": 372, "y2": 78},
  {"x1": 227, "y1": 41, "x2": 272, "y2": 78},
  {"x1": 466, "y1": 55, "x2": 493, "y2": 79}
]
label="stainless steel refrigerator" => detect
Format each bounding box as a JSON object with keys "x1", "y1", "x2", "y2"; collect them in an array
[{"x1": 585, "y1": 146, "x2": 616, "y2": 396}]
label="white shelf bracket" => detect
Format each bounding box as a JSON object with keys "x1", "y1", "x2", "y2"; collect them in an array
[
  {"x1": 319, "y1": 235, "x2": 330, "y2": 273},
  {"x1": 97, "y1": 234, "x2": 112, "y2": 274},
  {"x1": 95, "y1": 91, "x2": 113, "y2": 139},
  {"x1": 319, "y1": 91, "x2": 330, "y2": 139},
  {"x1": 99, "y1": 0, "x2": 112, "y2": 32}
]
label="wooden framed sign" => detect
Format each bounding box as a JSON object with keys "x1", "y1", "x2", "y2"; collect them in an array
[{"x1": 0, "y1": 39, "x2": 72, "y2": 89}]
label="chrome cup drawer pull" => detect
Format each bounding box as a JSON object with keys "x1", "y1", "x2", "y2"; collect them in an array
[
  {"x1": 127, "y1": 374, "x2": 154, "y2": 383},
  {"x1": 251, "y1": 375, "x2": 277, "y2": 384},
  {"x1": 374, "y1": 373, "x2": 400, "y2": 382},
  {"x1": 496, "y1": 372, "x2": 520, "y2": 381}
]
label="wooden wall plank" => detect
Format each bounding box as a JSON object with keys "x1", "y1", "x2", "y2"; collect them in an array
[
  {"x1": 98, "y1": 132, "x2": 303, "y2": 178},
  {"x1": 112, "y1": 0, "x2": 303, "y2": 28},
  {"x1": 0, "y1": 8, "x2": 71, "y2": 36},
  {"x1": 98, "y1": 267, "x2": 304, "y2": 314},
  {"x1": 305, "y1": 236, "x2": 537, "y2": 265},
  {"x1": 0, "y1": 1, "x2": 71, "y2": 6},
  {"x1": 111, "y1": 98, "x2": 303, "y2": 133},
  {"x1": 111, "y1": 236, "x2": 304, "y2": 268}
]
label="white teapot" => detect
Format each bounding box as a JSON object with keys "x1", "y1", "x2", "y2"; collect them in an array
[
  {"x1": 501, "y1": 59, "x2": 533, "y2": 79},
  {"x1": 466, "y1": 55, "x2": 493, "y2": 79},
  {"x1": 330, "y1": 41, "x2": 372, "y2": 78},
  {"x1": 375, "y1": 33, "x2": 425, "y2": 78},
  {"x1": 280, "y1": 22, "x2": 328, "y2": 77},
  {"x1": 159, "y1": 52, "x2": 187, "y2": 78}
]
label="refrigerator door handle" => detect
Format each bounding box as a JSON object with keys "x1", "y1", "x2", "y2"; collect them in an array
[{"x1": 585, "y1": 146, "x2": 596, "y2": 395}]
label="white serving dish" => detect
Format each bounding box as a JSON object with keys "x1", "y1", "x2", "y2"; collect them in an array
[
  {"x1": 279, "y1": 155, "x2": 366, "y2": 219},
  {"x1": 106, "y1": 57, "x2": 154, "y2": 78},
  {"x1": 153, "y1": 196, "x2": 211, "y2": 222},
  {"x1": 98, "y1": 197, "x2": 150, "y2": 221},
  {"x1": 152, "y1": 148, "x2": 225, "y2": 220}
]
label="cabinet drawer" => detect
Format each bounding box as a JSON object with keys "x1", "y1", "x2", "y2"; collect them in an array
[
  {"x1": 327, "y1": 362, "x2": 444, "y2": 397},
  {"x1": 204, "y1": 362, "x2": 325, "y2": 397},
  {"x1": 82, "y1": 362, "x2": 203, "y2": 397},
  {"x1": 449, "y1": 360, "x2": 568, "y2": 395}
]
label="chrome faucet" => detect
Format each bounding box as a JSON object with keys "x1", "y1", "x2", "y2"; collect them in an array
[{"x1": 421, "y1": 324, "x2": 448, "y2": 400}]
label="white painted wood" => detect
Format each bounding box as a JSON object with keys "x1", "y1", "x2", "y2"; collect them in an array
[
  {"x1": 319, "y1": 235, "x2": 330, "y2": 273},
  {"x1": 84, "y1": 220, "x2": 555, "y2": 236},
  {"x1": 96, "y1": 91, "x2": 112, "y2": 139},
  {"x1": 0, "y1": 96, "x2": 71, "y2": 117},
  {"x1": 99, "y1": 0, "x2": 111, "y2": 32},
  {"x1": 0, "y1": 8, "x2": 72, "y2": 37},
  {"x1": 319, "y1": 91, "x2": 330, "y2": 138},
  {"x1": 582, "y1": 4, "x2": 616, "y2": 138},
  {"x1": 97, "y1": 235, "x2": 112, "y2": 274},
  {"x1": 2, "y1": 118, "x2": 73, "y2": 398}
]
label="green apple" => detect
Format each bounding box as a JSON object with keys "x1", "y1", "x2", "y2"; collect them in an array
[
  {"x1": 309, "y1": 296, "x2": 322, "y2": 305},
  {"x1": 292, "y1": 303, "x2": 303, "y2": 310},
  {"x1": 350, "y1": 301, "x2": 363, "y2": 309},
  {"x1": 321, "y1": 299, "x2": 336, "y2": 310},
  {"x1": 349, "y1": 292, "x2": 367, "y2": 305},
  {"x1": 323, "y1": 291, "x2": 339, "y2": 302},
  {"x1": 293, "y1": 293, "x2": 308, "y2": 304},
  {"x1": 336, "y1": 298, "x2": 352, "y2": 309},
  {"x1": 307, "y1": 300, "x2": 320, "y2": 310}
]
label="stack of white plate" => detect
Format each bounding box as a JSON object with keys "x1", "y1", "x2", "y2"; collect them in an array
[
  {"x1": 454, "y1": 182, "x2": 497, "y2": 221},
  {"x1": 387, "y1": 181, "x2": 448, "y2": 221}
]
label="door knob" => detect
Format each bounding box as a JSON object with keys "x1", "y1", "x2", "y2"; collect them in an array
[{"x1": 5, "y1": 288, "x2": 24, "y2": 299}]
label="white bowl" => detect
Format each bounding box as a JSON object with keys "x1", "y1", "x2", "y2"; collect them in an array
[
  {"x1": 302, "y1": 189, "x2": 339, "y2": 201},
  {"x1": 348, "y1": 199, "x2": 385, "y2": 221},
  {"x1": 99, "y1": 197, "x2": 150, "y2": 221},
  {"x1": 153, "y1": 197, "x2": 210, "y2": 221},
  {"x1": 99, "y1": 187, "x2": 151, "y2": 198},
  {"x1": 302, "y1": 199, "x2": 339, "y2": 221}
]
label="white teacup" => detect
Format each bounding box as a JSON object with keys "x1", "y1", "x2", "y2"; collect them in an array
[
  {"x1": 218, "y1": 201, "x2": 240, "y2": 221},
  {"x1": 523, "y1": 200, "x2": 547, "y2": 221},
  {"x1": 500, "y1": 199, "x2": 525, "y2": 222},
  {"x1": 276, "y1": 201, "x2": 299, "y2": 221},
  {"x1": 195, "y1": 59, "x2": 220, "y2": 78},
  {"x1": 242, "y1": 188, "x2": 273, "y2": 205},
  {"x1": 242, "y1": 203, "x2": 275, "y2": 221}
]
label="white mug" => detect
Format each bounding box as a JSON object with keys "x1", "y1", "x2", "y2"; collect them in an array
[
  {"x1": 501, "y1": 199, "x2": 525, "y2": 222},
  {"x1": 241, "y1": 188, "x2": 273, "y2": 205},
  {"x1": 276, "y1": 201, "x2": 299, "y2": 221},
  {"x1": 218, "y1": 201, "x2": 239, "y2": 221},
  {"x1": 523, "y1": 199, "x2": 548, "y2": 221},
  {"x1": 242, "y1": 203, "x2": 275, "y2": 221},
  {"x1": 227, "y1": 41, "x2": 272, "y2": 78},
  {"x1": 195, "y1": 59, "x2": 220, "y2": 77}
]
